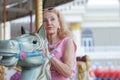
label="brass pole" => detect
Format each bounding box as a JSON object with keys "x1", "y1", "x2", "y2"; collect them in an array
[
  {"x1": 3, "y1": 0, "x2": 6, "y2": 77},
  {"x1": 3, "y1": 0, "x2": 6, "y2": 40},
  {"x1": 0, "y1": 66, "x2": 4, "y2": 80},
  {"x1": 0, "y1": 1, "x2": 6, "y2": 80},
  {"x1": 35, "y1": 0, "x2": 42, "y2": 32}
]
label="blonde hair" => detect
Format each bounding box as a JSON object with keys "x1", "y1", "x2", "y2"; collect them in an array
[{"x1": 43, "y1": 8, "x2": 73, "y2": 39}]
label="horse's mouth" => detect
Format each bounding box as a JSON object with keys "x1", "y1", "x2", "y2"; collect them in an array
[
  {"x1": 0, "y1": 52, "x2": 18, "y2": 66},
  {"x1": 0, "y1": 52, "x2": 16, "y2": 62}
]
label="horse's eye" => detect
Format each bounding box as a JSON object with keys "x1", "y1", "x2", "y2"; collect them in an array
[{"x1": 32, "y1": 40, "x2": 37, "y2": 44}]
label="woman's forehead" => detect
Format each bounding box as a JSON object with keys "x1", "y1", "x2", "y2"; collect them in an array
[{"x1": 43, "y1": 12, "x2": 58, "y2": 18}]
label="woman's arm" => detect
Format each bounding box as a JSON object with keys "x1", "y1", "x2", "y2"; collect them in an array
[{"x1": 50, "y1": 38, "x2": 76, "y2": 78}]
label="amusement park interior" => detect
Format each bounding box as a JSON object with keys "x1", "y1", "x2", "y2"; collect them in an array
[{"x1": 0, "y1": 0, "x2": 120, "y2": 80}]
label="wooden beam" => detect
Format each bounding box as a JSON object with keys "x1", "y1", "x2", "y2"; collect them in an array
[{"x1": 0, "y1": 6, "x2": 29, "y2": 13}]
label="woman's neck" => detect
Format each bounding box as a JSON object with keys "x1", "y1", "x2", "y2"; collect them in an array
[{"x1": 47, "y1": 34, "x2": 60, "y2": 44}]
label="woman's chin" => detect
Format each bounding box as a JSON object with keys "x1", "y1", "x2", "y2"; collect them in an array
[{"x1": 47, "y1": 31, "x2": 55, "y2": 34}]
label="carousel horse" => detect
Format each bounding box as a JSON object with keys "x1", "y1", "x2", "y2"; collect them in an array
[
  {"x1": 0, "y1": 25, "x2": 51, "y2": 80},
  {"x1": 76, "y1": 55, "x2": 92, "y2": 80}
]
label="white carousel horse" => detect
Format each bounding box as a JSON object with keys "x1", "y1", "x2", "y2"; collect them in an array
[{"x1": 0, "y1": 26, "x2": 51, "y2": 80}]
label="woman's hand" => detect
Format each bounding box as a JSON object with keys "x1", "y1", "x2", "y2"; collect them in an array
[{"x1": 42, "y1": 47, "x2": 54, "y2": 60}]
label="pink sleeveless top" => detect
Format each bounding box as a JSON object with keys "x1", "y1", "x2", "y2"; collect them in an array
[{"x1": 48, "y1": 37, "x2": 77, "y2": 80}]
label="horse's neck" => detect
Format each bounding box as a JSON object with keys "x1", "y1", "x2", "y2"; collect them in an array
[
  {"x1": 20, "y1": 60, "x2": 50, "y2": 80},
  {"x1": 20, "y1": 66, "x2": 43, "y2": 80}
]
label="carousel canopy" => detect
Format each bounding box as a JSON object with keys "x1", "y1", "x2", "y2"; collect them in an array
[{"x1": 0, "y1": 0, "x2": 73, "y2": 21}]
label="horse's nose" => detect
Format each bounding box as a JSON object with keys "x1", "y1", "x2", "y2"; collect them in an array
[
  {"x1": 10, "y1": 40, "x2": 15, "y2": 46},
  {"x1": 9, "y1": 40, "x2": 19, "y2": 49},
  {"x1": 0, "y1": 40, "x2": 16, "y2": 50},
  {"x1": 0, "y1": 40, "x2": 10, "y2": 49}
]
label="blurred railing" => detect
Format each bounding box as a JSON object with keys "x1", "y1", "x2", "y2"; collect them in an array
[
  {"x1": 81, "y1": 46, "x2": 120, "y2": 52},
  {"x1": 80, "y1": 46, "x2": 120, "y2": 59}
]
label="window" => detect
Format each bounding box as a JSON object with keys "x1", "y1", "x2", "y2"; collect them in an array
[{"x1": 81, "y1": 28, "x2": 94, "y2": 52}]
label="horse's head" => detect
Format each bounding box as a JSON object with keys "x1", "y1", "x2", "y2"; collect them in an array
[{"x1": 0, "y1": 26, "x2": 47, "y2": 68}]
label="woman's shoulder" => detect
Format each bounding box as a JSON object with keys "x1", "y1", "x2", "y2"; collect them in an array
[
  {"x1": 62, "y1": 37, "x2": 77, "y2": 52},
  {"x1": 60, "y1": 37, "x2": 73, "y2": 46},
  {"x1": 62, "y1": 36, "x2": 72, "y2": 40},
  {"x1": 61, "y1": 37, "x2": 71, "y2": 42}
]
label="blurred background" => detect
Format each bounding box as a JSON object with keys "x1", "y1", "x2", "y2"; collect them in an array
[{"x1": 0, "y1": 0, "x2": 120, "y2": 80}]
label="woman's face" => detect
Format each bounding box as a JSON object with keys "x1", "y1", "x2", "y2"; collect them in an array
[{"x1": 43, "y1": 12, "x2": 60, "y2": 35}]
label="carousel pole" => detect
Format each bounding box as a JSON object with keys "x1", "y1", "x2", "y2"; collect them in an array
[
  {"x1": 3, "y1": 0, "x2": 6, "y2": 40},
  {"x1": 35, "y1": 0, "x2": 42, "y2": 32},
  {"x1": 0, "y1": 1, "x2": 6, "y2": 80},
  {"x1": 29, "y1": 0, "x2": 33, "y2": 33}
]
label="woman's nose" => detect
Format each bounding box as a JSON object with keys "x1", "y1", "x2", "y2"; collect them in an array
[{"x1": 47, "y1": 20, "x2": 52, "y2": 25}]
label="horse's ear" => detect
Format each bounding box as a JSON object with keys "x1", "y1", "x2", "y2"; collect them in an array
[
  {"x1": 21, "y1": 26, "x2": 30, "y2": 34},
  {"x1": 21, "y1": 26, "x2": 25, "y2": 34},
  {"x1": 37, "y1": 25, "x2": 46, "y2": 39}
]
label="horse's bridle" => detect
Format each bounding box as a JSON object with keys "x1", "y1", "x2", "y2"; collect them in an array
[{"x1": 14, "y1": 38, "x2": 45, "y2": 64}]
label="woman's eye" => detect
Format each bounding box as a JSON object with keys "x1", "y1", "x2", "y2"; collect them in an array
[
  {"x1": 51, "y1": 18, "x2": 55, "y2": 21},
  {"x1": 43, "y1": 20, "x2": 47, "y2": 23}
]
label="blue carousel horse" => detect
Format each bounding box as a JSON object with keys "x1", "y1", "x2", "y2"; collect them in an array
[{"x1": 0, "y1": 26, "x2": 51, "y2": 80}]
